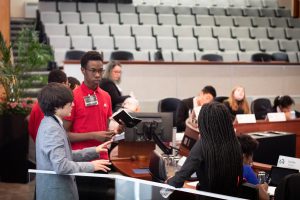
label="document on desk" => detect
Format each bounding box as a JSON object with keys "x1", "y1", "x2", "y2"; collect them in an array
[
  {"x1": 113, "y1": 132, "x2": 125, "y2": 142},
  {"x1": 268, "y1": 186, "x2": 276, "y2": 196},
  {"x1": 186, "y1": 181, "x2": 199, "y2": 187}
]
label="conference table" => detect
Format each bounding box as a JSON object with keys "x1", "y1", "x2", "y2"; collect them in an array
[{"x1": 110, "y1": 118, "x2": 300, "y2": 180}]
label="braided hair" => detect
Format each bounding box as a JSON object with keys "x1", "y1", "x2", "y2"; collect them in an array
[{"x1": 198, "y1": 102, "x2": 243, "y2": 195}]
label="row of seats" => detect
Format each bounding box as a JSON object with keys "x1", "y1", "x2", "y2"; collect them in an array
[
  {"x1": 44, "y1": 24, "x2": 300, "y2": 41},
  {"x1": 48, "y1": 33, "x2": 300, "y2": 52},
  {"x1": 40, "y1": 11, "x2": 298, "y2": 28},
  {"x1": 39, "y1": 0, "x2": 286, "y2": 13},
  {"x1": 54, "y1": 48, "x2": 300, "y2": 64}
]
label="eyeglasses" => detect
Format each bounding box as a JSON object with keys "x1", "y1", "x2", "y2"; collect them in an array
[{"x1": 85, "y1": 68, "x2": 105, "y2": 74}]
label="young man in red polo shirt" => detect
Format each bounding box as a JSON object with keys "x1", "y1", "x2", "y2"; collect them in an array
[{"x1": 63, "y1": 51, "x2": 121, "y2": 199}]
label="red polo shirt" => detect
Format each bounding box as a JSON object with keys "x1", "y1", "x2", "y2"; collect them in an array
[
  {"x1": 64, "y1": 82, "x2": 112, "y2": 159},
  {"x1": 28, "y1": 101, "x2": 44, "y2": 142}
]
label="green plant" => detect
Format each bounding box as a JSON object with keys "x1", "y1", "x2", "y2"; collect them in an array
[{"x1": 0, "y1": 28, "x2": 53, "y2": 115}]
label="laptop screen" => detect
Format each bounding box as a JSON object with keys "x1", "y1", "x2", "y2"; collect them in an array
[{"x1": 269, "y1": 166, "x2": 299, "y2": 186}]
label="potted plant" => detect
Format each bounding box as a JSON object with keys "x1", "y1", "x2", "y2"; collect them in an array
[{"x1": 0, "y1": 28, "x2": 53, "y2": 183}]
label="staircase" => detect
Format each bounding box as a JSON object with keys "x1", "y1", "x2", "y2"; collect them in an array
[{"x1": 10, "y1": 18, "x2": 49, "y2": 98}]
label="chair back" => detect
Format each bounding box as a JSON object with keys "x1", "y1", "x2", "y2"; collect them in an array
[
  {"x1": 201, "y1": 53, "x2": 223, "y2": 61},
  {"x1": 65, "y1": 50, "x2": 86, "y2": 60},
  {"x1": 251, "y1": 98, "x2": 272, "y2": 120},
  {"x1": 149, "y1": 150, "x2": 167, "y2": 183},
  {"x1": 272, "y1": 52, "x2": 289, "y2": 62},
  {"x1": 158, "y1": 98, "x2": 181, "y2": 126},
  {"x1": 214, "y1": 96, "x2": 228, "y2": 103},
  {"x1": 275, "y1": 173, "x2": 300, "y2": 200},
  {"x1": 251, "y1": 52, "x2": 272, "y2": 62},
  {"x1": 110, "y1": 50, "x2": 134, "y2": 61}
]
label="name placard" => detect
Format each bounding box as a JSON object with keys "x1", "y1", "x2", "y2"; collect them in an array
[
  {"x1": 236, "y1": 114, "x2": 256, "y2": 124},
  {"x1": 267, "y1": 112, "x2": 286, "y2": 122},
  {"x1": 277, "y1": 155, "x2": 300, "y2": 171}
]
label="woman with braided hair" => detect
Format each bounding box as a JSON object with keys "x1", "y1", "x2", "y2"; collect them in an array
[{"x1": 168, "y1": 102, "x2": 243, "y2": 196}]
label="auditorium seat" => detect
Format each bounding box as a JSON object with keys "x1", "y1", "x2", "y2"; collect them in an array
[
  {"x1": 239, "y1": 39, "x2": 260, "y2": 51},
  {"x1": 177, "y1": 0, "x2": 195, "y2": 7},
  {"x1": 88, "y1": 24, "x2": 110, "y2": 37},
  {"x1": 260, "y1": 8, "x2": 276, "y2": 17},
  {"x1": 251, "y1": 98, "x2": 272, "y2": 119},
  {"x1": 114, "y1": 36, "x2": 136, "y2": 50},
  {"x1": 229, "y1": 0, "x2": 247, "y2": 8},
  {"x1": 54, "y1": 48, "x2": 68, "y2": 65},
  {"x1": 279, "y1": 40, "x2": 299, "y2": 52},
  {"x1": 288, "y1": 18, "x2": 300, "y2": 28},
  {"x1": 212, "y1": 27, "x2": 232, "y2": 38},
  {"x1": 238, "y1": 52, "x2": 253, "y2": 62},
  {"x1": 259, "y1": 39, "x2": 280, "y2": 52},
  {"x1": 177, "y1": 37, "x2": 198, "y2": 51},
  {"x1": 252, "y1": 17, "x2": 271, "y2": 27},
  {"x1": 38, "y1": 1, "x2": 57, "y2": 12},
  {"x1": 172, "y1": 51, "x2": 195, "y2": 61},
  {"x1": 234, "y1": 17, "x2": 253, "y2": 27},
  {"x1": 177, "y1": 15, "x2": 196, "y2": 26},
  {"x1": 49, "y1": 36, "x2": 71, "y2": 49},
  {"x1": 117, "y1": 3, "x2": 136, "y2": 13},
  {"x1": 81, "y1": 13, "x2": 100, "y2": 24},
  {"x1": 271, "y1": 52, "x2": 289, "y2": 62},
  {"x1": 65, "y1": 50, "x2": 86, "y2": 60},
  {"x1": 267, "y1": 27, "x2": 288, "y2": 39},
  {"x1": 286, "y1": 52, "x2": 299, "y2": 63},
  {"x1": 93, "y1": 36, "x2": 114, "y2": 50},
  {"x1": 250, "y1": 27, "x2": 269, "y2": 39},
  {"x1": 110, "y1": 50, "x2": 134, "y2": 61},
  {"x1": 219, "y1": 38, "x2": 240, "y2": 51},
  {"x1": 153, "y1": 26, "x2": 173, "y2": 37},
  {"x1": 136, "y1": 36, "x2": 157, "y2": 51},
  {"x1": 132, "y1": 25, "x2": 153, "y2": 36},
  {"x1": 220, "y1": 52, "x2": 239, "y2": 62},
  {"x1": 155, "y1": 5, "x2": 174, "y2": 15},
  {"x1": 44, "y1": 24, "x2": 66, "y2": 36},
  {"x1": 200, "y1": 53, "x2": 223, "y2": 61},
  {"x1": 98, "y1": 3, "x2": 116, "y2": 13},
  {"x1": 173, "y1": 26, "x2": 194, "y2": 37},
  {"x1": 215, "y1": 16, "x2": 235, "y2": 27},
  {"x1": 136, "y1": 5, "x2": 155, "y2": 14},
  {"x1": 194, "y1": 0, "x2": 213, "y2": 7},
  {"x1": 226, "y1": 7, "x2": 243, "y2": 16},
  {"x1": 157, "y1": 37, "x2": 178, "y2": 50},
  {"x1": 174, "y1": 6, "x2": 192, "y2": 15},
  {"x1": 198, "y1": 38, "x2": 219, "y2": 51},
  {"x1": 58, "y1": 2, "x2": 77, "y2": 12},
  {"x1": 263, "y1": 0, "x2": 279, "y2": 8},
  {"x1": 195, "y1": 15, "x2": 215, "y2": 26},
  {"x1": 214, "y1": 0, "x2": 230, "y2": 7},
  {"x1": 67, "y1": 24, "x2": 88, "y2": 36},
  {"x1": 247, "y1": 0, "x2": 264, "y2": 8},
  {"x1": 158, "y1": 14, "x2": 177, "y2": 25},
  {"x1": 139, "y1": 14, "x2": 158, "y2": 25},
  {"x1": 251, "y1": 52, "x2": 273, "y2": 62},
  {"x1": 71, "y1": 36, "x2": 93, "y2": 50},
  {"x1": 100, "y1": 13, "x2": 119, "y2": 24},
  {"x1": 78, "y1": 2, "x2": 97, "y2": 13},
  {"x1": 40, "y1": 12, "x2": 60, "y2": 24},
  {"x1": 243, "y1": 8, "x2": 260, "y2": 17},
  {"x1": 60, "y1": 12, "x2": 80, "y2": 24},
  {"x1": 132, "y1": 51, "x2": 149, "y2": 61},
  {"x1": 150, "y1": 51, "x2": 172, "y2": 61},
  {"x1": 110, "y1": 24, "x2": 132, "y2": 36},
  {"x1": 285, "y1": 28, "x2": 300, "y2": 39},
  {"x1": 191, "y1": 7, "x2": 209, "y2": 15},
  {"x1": 209, "y1": 7, "x2": 226, "y2": 16},
  {"x1": 159, "y1": 0, "x2": 177, "y2": 6},
  {"x1": 120, "y1": 13, "x2": 139, "y2": 25},
  {"x1": 275, "y1": 9, "x2": 291, "y2": 17},
  {"x1": 270, "y1": 18, "x2": 289, "y2": 28},
  {"x1": 231, "y1": 27, "x2": 250, "y2": 39},
  {"x1": 194, "y1": 26, "x2": 213, "y2": 38}
]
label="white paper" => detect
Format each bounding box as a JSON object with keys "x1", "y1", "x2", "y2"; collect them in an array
[
  {"x1": 236, "y1": 114, "x2": 256, "y2": 124},
  {"x1": 193, "y1": 106, "x2": 202, "y2": 120},
  {"x1": 113, "y1": 132, "x2": 125, "y2": 142},
  {"x1": 186, "y1": 181, "x2": 199, "y2": 187},
  {"x1": 267, "y1": 112, "x2": 286, "y2": 122},
  {"x1": 268, "y1": 186, "x2": 276, "y2": 196},
  {"x1": 277, "y1": 155, "x2": 300, "y2": 171}
]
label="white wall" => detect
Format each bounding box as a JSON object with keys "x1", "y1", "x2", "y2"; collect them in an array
[{"x1": 11, "y1": 0, "x2": 38, "y2": 18}]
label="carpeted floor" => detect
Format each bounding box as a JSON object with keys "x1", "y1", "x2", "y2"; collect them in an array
[{"x1": 0, "y1": 180, "x2": 35, "y2": 200}]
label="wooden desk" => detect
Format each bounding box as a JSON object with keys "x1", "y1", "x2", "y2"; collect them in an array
[{"x1": 234, "y1": 119, "x2": 300, "y2": 158}]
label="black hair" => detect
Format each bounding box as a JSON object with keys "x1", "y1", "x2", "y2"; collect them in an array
[
  {"x1": 38, "y1": 82, "x2": 73, "y2": 116},
  {"x1": 198, "y1": 102, "x2": 243, "y2": 195},
  {"x1": 202, "y1": 85, "x2": 217, "y2": 98},
  {"x1": 80, "y1": 51, "x2": 103, "y2": 69},
  {"x1": 273, "y1": 95, "x2": 295, "y2": 110},
  {"x1": 237, "y1": 134, "x2": 259, "y2": 158},
  {"x1": 48, "y1": 69, "x2": 67, "y2": 84},
  {"x1": 68, "y1": 76, "x2": 80, "y2": 90}
]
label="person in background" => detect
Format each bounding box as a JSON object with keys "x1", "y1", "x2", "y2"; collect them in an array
[
  {"x1": 168, "y1": 102, "x2": 243, "y2": 196},
  {"x1": 175, "y1": 85, "x2": 217, "y2": 132},
  {"x1": 28, "y1": 69, "x2": 69, "y2": 142},
  {"x1": 100, "y1": 61, "x2": 131, "y2": 112},
  {"x1": 36, "y1": 82, "x2": 111, "y2": 200},
  {"x1": 224, "y1": 86, "x2": 250, "y2": 121},
  {"x1": 68, "y1": 76, "x2": 80, "y2": 90},
  {"x1": 237, "y1": 134, "x2": 270, "y2": 200},
  {"x1": 272, "y1": 95, "x2": 300, "y2": 119}
]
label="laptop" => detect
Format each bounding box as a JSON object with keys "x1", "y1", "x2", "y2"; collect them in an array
[{"x1": 268, "y1": 166, "x2": 299, "y2": 186}]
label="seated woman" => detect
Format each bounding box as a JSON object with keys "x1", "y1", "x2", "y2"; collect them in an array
[
  {"x1": 167, "y1": 102, "x2": 243, "y2": 196},
  {"x1": 237, "y1": 134, "x2": 269, "y2": 200},
  {"x1": 224, "y1": 86, "x2": 250, "y2": 121},
  {"x1": 100, "y1": 61, "x2": 131, "y2": 112},
  {"x1": 272, "y1": 95, "x2": 300, "y2": 119}
]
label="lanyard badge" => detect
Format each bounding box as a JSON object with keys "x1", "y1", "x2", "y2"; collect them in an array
[{"x1": 84, "y1": 93, "x2": 98, "y2": 107}]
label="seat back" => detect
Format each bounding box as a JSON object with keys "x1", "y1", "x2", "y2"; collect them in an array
[
  {"x1": 251, "y1": 53, "x2": 272, "y2": 62},
  {"x1": 251, "y1": 98, "x2": 272, "y2": 120},
  {"x1": 272, "y1": 52, "x2": 289, "y2": 62},
  {"x1": 158, "y1": 98, "x2": 181, "y2": 126},
  {"x1": 214, "y1": 96, "x2": 228, "y2": 103},
  {"x1": 65, "y1": 50, "x2": 86, "y2": 60},
  {"x1": 201, "y1": 54, "x2": 223, "y2": 62},
  {"x1": 110, "y1": 51, "x2": 134, "y2": 61},
  {"x1": 149, "y1": 150, "x2": 167, "y2": 183},
  {"x1": 275, "y1": 173, "x2": 300, "y2": 200}
]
